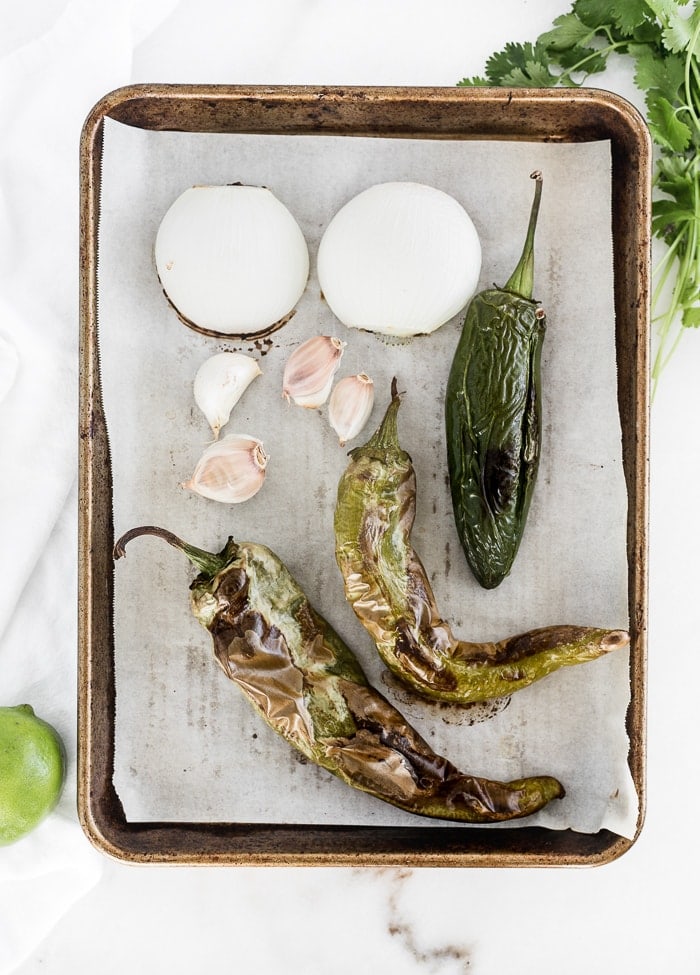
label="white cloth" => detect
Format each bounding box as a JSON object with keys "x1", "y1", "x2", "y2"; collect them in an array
[{"x1": 0, "y1": 2, "x2": 179, "y2": 971}]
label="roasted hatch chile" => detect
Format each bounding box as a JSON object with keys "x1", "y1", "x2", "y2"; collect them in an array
[
  {"x1": 445, "y1": 171, "x2": 546, "y2": 589},
  {"x1": 113, "y1": 526, "x2": 564, "y2": 823},
  {"x1": 334, "y1": 381, "x2": 629, "y2": 704}
]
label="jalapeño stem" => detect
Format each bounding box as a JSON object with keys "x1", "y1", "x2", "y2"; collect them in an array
[{"x1": 503, "y1": 170, "x2": 543, "y2": 299}]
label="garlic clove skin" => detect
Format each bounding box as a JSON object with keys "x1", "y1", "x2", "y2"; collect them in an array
[
  {"x1": 193, "y1": 351, "x2": 262, "y2": 439},
  {"x1": 329, "y1": 373, "x2": 375, "y2": 446},
  {"x1": 282, "y1": 335, "x2": 345, "y2": 408},
  {"x1": 182, "y1": 434, "x2": 267, "y2": 503},
  {"x1": 317, "y1": 181, "x2": 481, "y2": 337}
]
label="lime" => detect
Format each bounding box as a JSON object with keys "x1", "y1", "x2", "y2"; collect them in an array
[{"x1": 0, "y1": 704, "x2": 66, "y2": 846}]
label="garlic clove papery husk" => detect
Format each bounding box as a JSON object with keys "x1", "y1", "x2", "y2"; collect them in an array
[
  {"x1": 282, "y1": 335, "x2": 345, "y2": 408},
  {"x1": 155, "y1": 185, "x2": 309, "y2": 337},
  {"x1": 329, "y1": 373, "x2": 375, "y2": 446},
  {"x1": 182, "y1": 434, "x2": 267, "y2": 503},
  {"x1": 317, "y1": 181, "x2": 482, "y2": 337},
  {"x1": 193, "y1": 351, "x2": 262, "y2": 439}
]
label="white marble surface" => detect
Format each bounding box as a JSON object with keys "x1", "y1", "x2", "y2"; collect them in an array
[{"x1": 1, "y1": 1, "x2": 698, "y2": 972}]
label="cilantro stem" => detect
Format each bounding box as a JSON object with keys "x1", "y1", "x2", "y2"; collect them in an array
[
  {"x1": 651, "y1": 234, "x2": 683, "y2": 297},
  {"x1": 651, "y1": 171, "x2": 700, "y2": 398},
  {"x1": 552, "y1": 41, "x2": 627, "y2": 86},
  {"x1": 684, "y1": 18, "x2": 700, "y2": 134}
]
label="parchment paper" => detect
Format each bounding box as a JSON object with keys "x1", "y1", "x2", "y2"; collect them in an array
[{"x1": 98, "y1": 116, "x2": 637, "y2": 837}]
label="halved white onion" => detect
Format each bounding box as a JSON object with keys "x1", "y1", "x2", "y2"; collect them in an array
[
  {"x1": 155, "y1": 185, "x2": 309, "y2": 336},
  {"x1": 317, "y1": 182, "x2": 482, "y2": 337}
]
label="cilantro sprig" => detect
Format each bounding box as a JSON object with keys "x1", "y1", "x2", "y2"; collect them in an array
[{"x1": 461, "y1": 0, "x2": 700, "y2": 397}]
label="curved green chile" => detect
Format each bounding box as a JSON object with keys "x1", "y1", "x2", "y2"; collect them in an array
[
  {"x1": 334, "y1": 384, "x2": 629, "y2": 704},
  {"x1": 446, "y1": 171, "x2": 545, "y2": 589},
  {"x1": 114, "y1": 526, "x2": 564, "y2": 823}
]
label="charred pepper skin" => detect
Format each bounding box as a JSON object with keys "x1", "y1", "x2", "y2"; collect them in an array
[
  {"x1": 114, "y1": 526, "x2": 564, "y2": 823},
  {"x1": 334, "y1": 383, "x2": 629, "y2": 704},
  {"x1": 446, "y1": 171, "x2": 545, "y2": 589},
  {"x1": 446, "y1": 290, "x2": 545, "y2": 589}
]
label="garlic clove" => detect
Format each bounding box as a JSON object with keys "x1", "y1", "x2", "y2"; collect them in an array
[
  {"x1": 282, "y1": 335, "x2": 345, "y2": 408},
  {"x1": 193, "y1": 351, "x2": 262, "y2": 439},
  {"x1": 328, "y1": 373, "x2": 375, "y2": 446},
  {"x1": 182, "y1": 434, "x2": 267, "y2": 503}
]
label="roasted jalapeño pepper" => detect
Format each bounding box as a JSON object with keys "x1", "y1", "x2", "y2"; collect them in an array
[
  {"x1": 446, "y1": 171, "x2": 545, "y2": 589},
  {"x1": 334, "y1": 382, "x2": 629, "y2": 704},
  {"x1": 114, "y1": 526, "x2": 564, "y2": 823}
]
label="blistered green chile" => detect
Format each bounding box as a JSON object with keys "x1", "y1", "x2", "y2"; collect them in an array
[
  {"x1": 334, "y1": 381, "x2": 630, "y2": 705},
  {"x1": 114, "y1": 526, "x2": 565, "y2": 823},
  {"x1": 446, "y1": 171, "x2": 545, "y2": 589}
]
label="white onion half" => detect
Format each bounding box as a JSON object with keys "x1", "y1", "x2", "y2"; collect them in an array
[
  {"x1": 317, "y1": 182, "x2": 482, "y2": 337},
  {"x1": 155, "y1": 185, "x2": 310, "y2": 336}
]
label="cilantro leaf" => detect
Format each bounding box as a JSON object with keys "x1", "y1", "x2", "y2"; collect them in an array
[
  {"x1": 633, "y1": 47, "x2": 686, "y2": 102},
  {"x1": 572, "y1": 0, "x2": 615, "y2": 31},
  {"x1": 652, "y1": 199, "x2": 694, "y2": 241},
  {"x1": 651, "y1": 201, "x2": 689, "y2": 224},
  {"x1": 656, "y1": 155, "x2": 695, "y2": 201},
  {"x1": 646, "y1": 91, "x2": 693, "y2": 152},
  {"x1": 556, "y1": 43, "x2": 608, "y2": 74},
  {"x1": 662, "y1": 17, "x2": 696, "y2": 53},
  {"x1": 501, "y1": 61, "x2": 559, "y2": 87},
  {"x1": 630, "y1": 19, "x2": 664, "y2": 44},
  {"x1": 485, "y1": 42, "x2": 550, "y2": 84},
  {"x1": 645, "y1": 0, "x2": 700, "y2": 53},
  {"x1": 682, "y1": 306, "x2": 700, "y2": 328},
  {"x1": 457, "y1": 76, "x2": 491, "y2": 87},
  {"x1": 540, "y1": 13, "x2": 594, "y2": 51},
  {"x1": 612, "y1": 0, "x2": 652, "y2": 36},
  {"x1": 484, "y1": 46, "x2": 525, "y2": 84},
  {"x1": 521, "y1": 60, "x2": 560, "y2": 86}
]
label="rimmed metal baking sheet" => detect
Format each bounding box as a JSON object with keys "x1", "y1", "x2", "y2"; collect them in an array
[{"x1": 78, "y1": 84, "x2": 649, "y2": 866}]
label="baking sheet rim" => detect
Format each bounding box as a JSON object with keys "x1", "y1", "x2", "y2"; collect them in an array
[{"x1": 77, "y1": 83, "x2": 650, "y2": 867}]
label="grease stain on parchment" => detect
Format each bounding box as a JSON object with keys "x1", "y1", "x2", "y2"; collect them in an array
[{"x1": 380, "y1": 670, "x2": 510, "y2": 727}]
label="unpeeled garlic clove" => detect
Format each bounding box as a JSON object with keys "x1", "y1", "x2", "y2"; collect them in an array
[
  {"x1": 282, "y1": 335, "x2": 345, "y2": 408},
  {"x1": 329, "y1": 373, "x2": 375, "y2": 446},
  {"x1": 194, "y1": 351, "x2": 262, "y2": 439},
  {"x1": 182, "y1": 434, "x2": 267, "y2": 503}
]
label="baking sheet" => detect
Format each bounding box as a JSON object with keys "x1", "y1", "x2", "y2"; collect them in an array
[{"x1": 98, "y1": 116, "x2": 637, "y2": 838}]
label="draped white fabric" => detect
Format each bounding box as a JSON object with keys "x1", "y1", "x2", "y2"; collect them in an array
[{"x1": 0, "y1": 4, "x2": 178, "y2": 970}]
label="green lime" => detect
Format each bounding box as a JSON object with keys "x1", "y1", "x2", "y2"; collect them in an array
[{"x1": 0, "y1": 704, "x2": 66, "y2": 846}]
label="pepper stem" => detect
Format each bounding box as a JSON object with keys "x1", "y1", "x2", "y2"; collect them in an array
[
  {"x1": 360, "y1": 376, "x2": 402, "y2": 452},
  {"x1": 503, "y1": 170, "x2": 543, "y2": 299},
  {"x1": 113, "y1": 525, "x2": 236, "y2": 579}
]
